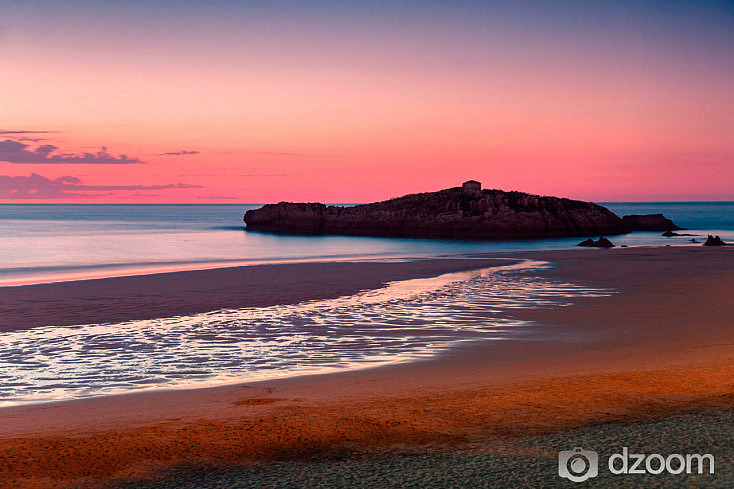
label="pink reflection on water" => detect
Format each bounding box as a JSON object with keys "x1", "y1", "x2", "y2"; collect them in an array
[{"x1": 0, "y1": 260, "x2": 613, "y2": 406}]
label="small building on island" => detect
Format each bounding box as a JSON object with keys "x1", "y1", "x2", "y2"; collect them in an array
[{"x1": 462, "y1": 180, "x2": 482, "y2": 194}]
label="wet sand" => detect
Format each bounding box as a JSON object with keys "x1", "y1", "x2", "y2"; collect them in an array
[
  {"x1": 0, "y1": 246, "x2": 733, "y2": 488},
  {"x1": 0, "y1": 258, "x2": 517, "y2": 331}
]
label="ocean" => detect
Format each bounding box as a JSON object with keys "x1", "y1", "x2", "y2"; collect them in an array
[
  {"x1": 1, "y1": 202, "x2": 732, "y2": 287},
  {"x1": 0, "y1": 202, "x2": 732, "y2": 404}
]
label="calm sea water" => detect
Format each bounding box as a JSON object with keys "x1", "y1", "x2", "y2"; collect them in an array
[
  {"x1": 0, "y1": 202, "x2": 732, "y2": 286},
  {"x1": 0, "y1": 202, "x2": 730, "y2": 404}
]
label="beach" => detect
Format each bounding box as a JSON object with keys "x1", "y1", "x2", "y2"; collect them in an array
[
  {"x1": 0, "y1": 258, "x2": 517, "y2": 331},
  {"x1": 0, "y1": 246, "x2": 732, "y2": 488},
  {"x1": 5, "y1": 0, "x2": 733, "y2": 486}
]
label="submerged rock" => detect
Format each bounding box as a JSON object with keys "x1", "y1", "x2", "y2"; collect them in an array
[
  {"x1": 244, "y1": 182, "x2": 628, "y2": 241},
  {"x1": 622, "y1": 214, "x2": 682, "y2": 231},
  {"x1": 703, "y1": 235, "x2": 727, "y2": 246},
  {"x1": 662, "y1": 230, "x2": 698, "y2": 237},
  {"x1": 577, "y1": 237, "x2": 615, "y2": 248}
]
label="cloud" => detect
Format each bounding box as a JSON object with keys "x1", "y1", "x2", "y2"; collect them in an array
[
  {"x1": 0, "y1": 139, "x2": 143, "y2": 164},
  {"x1": 18, "y1": 137, "x2": 49, "y2": 142},
  {"x1": 0, "y1": 129, "x2": 55, "y2": 135},
  {"x1": 157, "y1": 150, "x2": 200, "y2": 156},
  {"x1": 0, "y1": 173, "x2": 201, "y2": 199}
]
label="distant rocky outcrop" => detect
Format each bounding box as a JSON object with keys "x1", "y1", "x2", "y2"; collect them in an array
[
  {"x1": 622, "y1": 214, "x2": 682, "y2": 231},
  {"x1": 703, "y1": 235, "x2": 727, "y2": 246},
  {"x1": 661, "y1": 230, "x2": 697, "y2": 237},
  {"x1": 577, "y1": 237, "x2": 615, "y2": 248},
  {"x1": 244, "y1": 182, "x2": 628, "y2": 241}
]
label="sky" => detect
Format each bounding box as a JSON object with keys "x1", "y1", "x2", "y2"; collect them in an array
[{"x1": 1, "y1": 0, "x2": 733, "y2": 203}]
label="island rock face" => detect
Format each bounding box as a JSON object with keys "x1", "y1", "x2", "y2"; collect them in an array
[
  {"x1": 622, "y1": 214, "x2": 682, "y2": 231},
  {"x1": 244, "y1": 185, "x2": 628, "y2": 240}
]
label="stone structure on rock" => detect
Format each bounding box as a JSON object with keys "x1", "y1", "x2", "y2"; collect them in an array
[{"x1": 462, "y1": 180, "x2": 482, "y2": 194}]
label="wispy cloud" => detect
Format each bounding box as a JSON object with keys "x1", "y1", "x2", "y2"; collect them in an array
[
  {"x1": 17, "y1": 137, "x2": 49, "y2": 143},
  {"x1": 196, "y1": 195, "x2": 240, "y2": 200},
  {"x1": 157, "y1": 150, "x2": 200, "y2": 156},
  {"x1": 0, "y1": 129, "x2": 55, "y2": 135},
  {"x1": 0, "y1": 173, "x2": 201, "y2": 199},
  {"x1": 0, "y1": 140, "x2": 143, "y2": 164}
]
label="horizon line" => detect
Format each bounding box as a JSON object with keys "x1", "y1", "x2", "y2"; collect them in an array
[{"x1": 1, "y1": 200, "x2": 734, "y2": 205}]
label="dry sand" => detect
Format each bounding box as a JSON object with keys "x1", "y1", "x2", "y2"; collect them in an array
[{"x1": 0, "y1": 246, "x2": 732, "y2": 488}]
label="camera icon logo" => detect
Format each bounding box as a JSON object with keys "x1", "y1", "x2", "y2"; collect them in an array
[{"x1": 558, "y1": 447, "x2": 599, "y2": 482}]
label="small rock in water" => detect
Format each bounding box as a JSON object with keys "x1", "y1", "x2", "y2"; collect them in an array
[
  {"x1": 690, "y1": 238, "x2": 698, "y2": 243},
  {"x1": 703, "y1": 235, "x2": 727, "y2": 246},
  {"x1": 662, "y1": 230, "x2": 698, "y2": 237},
  {"x1": 577, "y1": 237, "x2": 615, "y2": 248}
]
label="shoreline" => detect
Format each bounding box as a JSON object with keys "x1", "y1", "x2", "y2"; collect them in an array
[
  {"x1": 0, "y1": 258, "x2": 562, "y2": 408},
  {"x1": 0, "y1": 254, "x2": 467, "y2": 288},
  {"x1": 0, "y1": 257, "x2": 520, "y2": 331},
  {"x1": 1, "y1": 246, "x2": 733, "y2": 487},
  {"x1": 0, "y1": 243, "x2": 711, "y2": 331}
]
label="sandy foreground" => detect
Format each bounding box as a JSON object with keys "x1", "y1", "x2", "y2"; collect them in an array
[{"x1": 0, "y1": 246, "x2": 732, "y2": 488}]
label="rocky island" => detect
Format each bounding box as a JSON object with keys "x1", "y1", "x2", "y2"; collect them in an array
[
  {"x1": 244, "y1": 181, "x2": 629, "y2": 240},
  {"x1": 622, "y1": 213, "x2": 682, "y2": 231}
]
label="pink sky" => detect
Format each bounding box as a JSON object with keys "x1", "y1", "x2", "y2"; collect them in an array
[{"x1": 2, "y1": 2, "x2": 733, "y2": 203}]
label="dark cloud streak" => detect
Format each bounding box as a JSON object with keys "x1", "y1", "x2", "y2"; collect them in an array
[
  {"x1": 18, "y1": 137, "x2": 49, "y2": 142},
  {"x1": 0, "y1": 173, "x2": 201, "y2": 199},
  {"x1": 0, "y1": 139, "x2": 143, "y2": 164},
  {"x1": 0, "y1": 130, "x2": 55, "y2": 135},
  {"x1": 157, "y1": 150, "x2": 200, "y2": 156}
]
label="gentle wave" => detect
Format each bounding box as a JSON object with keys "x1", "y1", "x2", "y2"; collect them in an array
[{"x1": 0, "y1": 260, "x2": 613, "y2": 406}]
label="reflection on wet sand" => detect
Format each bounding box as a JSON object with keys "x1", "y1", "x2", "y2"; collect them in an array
[{"x1": 0, "y1": 260, "x2": 612, "y2": 405}]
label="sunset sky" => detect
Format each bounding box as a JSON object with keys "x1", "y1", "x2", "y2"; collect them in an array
[{"x1": 2, "y1": 0, "x2": 733, "y2": 203}]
